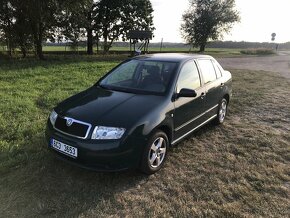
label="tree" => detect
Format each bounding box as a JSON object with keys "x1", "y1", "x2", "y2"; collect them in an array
[
  {"x1": 58, "y1": 0, "x2": 90, "y2": 53},
  {"x1": 0, "y1": 0, "x2": 15, "y2": 56},
  {"x1": 181, "y1": 0, "x2": 240, "y2": 52},
  {"x1": 86, "y1": 1, "x2": 96, "y2": 55},
  {"x1": 0, "y1": 0, "x2": 154, "y2": 57},
  {"x1": 58, "y1": 0, "x2": 100, "y2": 55},
  {"x1": 11, "y1": 0, "x2": 33, "y2": 57},
  {"x1": 27, "y1": 0, "x2": 63, "y2": 59},
  {"x1": 0, "y1": 0, "x2": 33, "y2": 57},
  {"x1": 95, "y1": 0, "x2": 154, "y2": 53}
]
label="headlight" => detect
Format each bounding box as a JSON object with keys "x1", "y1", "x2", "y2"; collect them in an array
[
  {"x1": 49, "y1": 110, "x2": 58, "y2": 126},
  {"x1": 91, "y1": 126, "x2": 125, "y2": 140}
]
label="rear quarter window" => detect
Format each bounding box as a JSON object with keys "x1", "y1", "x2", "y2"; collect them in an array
[{"x1": 212, "y1": 60, "x2": 222, "y2": 78}]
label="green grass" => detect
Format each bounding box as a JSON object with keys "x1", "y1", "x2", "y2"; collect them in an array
[
  {"x1": 41, "y1": 46, "x2": 242, "y2": 57},
  {"x1": 0, "y1": 45, "x2": 249, "y2": 58},
  {"x1": 43, "y1": 46, "x2": 88, "y2": 52},
  {"x1": 0, "y1": 56, "x2": 289, "y2": 217},
  {"x1": 0, "y1": 56, "x2": 120, "y2": 172}
]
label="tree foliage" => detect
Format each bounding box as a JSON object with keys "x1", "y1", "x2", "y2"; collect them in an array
[
  {"x1": 0, "y1": 0, "x2": 63, "y2": 58},
  {"x1": 95, "y1": 0, "x2": 154, "y2": 53},
  {"x1": 25, "y1": 0, "x2": 62, "y2": 59},
  {"x1": 0, "y1": 0, "x2": 17, "y2": 56},
  {"x1": 12, "y1": 0, "x2": 34, "y2": 57},
  {"x1": 181, "y1": 0, "x2": 240, "y2": 52},
  {"x1": 0, "y1": 0, "x2": 154, "y2": 57},
  {"x1": 58, "y1": 0, "x2": 94, "y2": 53}
]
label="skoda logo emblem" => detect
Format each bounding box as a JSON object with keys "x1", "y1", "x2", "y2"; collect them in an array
[{"x1": 66, "y1": 118, "x2": 73, "y2": 127}]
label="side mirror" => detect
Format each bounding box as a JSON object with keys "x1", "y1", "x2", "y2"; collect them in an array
[{"x1": 177, "y1": 88, "x2": 197, "y2": 98}]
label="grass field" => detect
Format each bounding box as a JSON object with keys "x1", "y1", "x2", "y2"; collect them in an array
[
  {"x1": 0, "y1": 56, "x2": 289, "y2": 217},
  {"x1": 0, "y1": 45, "x2": 242, "y2": 57},
  {"x1": 42, "y1": 46, "x2": 242, "y2": 57}
]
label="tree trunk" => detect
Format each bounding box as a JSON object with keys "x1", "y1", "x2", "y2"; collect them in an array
[
  {"x1": 35, "y1": 38, "x2": 44, "y2": 59},
  {"x1": 6, "y1": 39, "x2": 12, "y2": 57},
  {"x1": 33, "y1": 22, "x2": 44, "y2": 59},
  {"x1": 199, "y1": 43, "x2": 206, "y2": 52},
  {"x1": 103, "y1": 34, "x2": 115, "y2": 54},
  {"x1": 87, "y1": 28, "x2": 93, "y2": 55},
  {"x1": 96, "y1": 38, "x2": 99, "y2": 54},
  {"x1": 103, "y1": 35, "x2": 109, "y2": 54},
  {"x1": 95, "y1": 34, "x2": 99, "y2": 54},
  {"x1": 107, "y1": 39, "x2": 114, "y2": 52},
  {"x1": 20, "y1": 46, "x2": 27, "y2": 58},
  {"x1": 86, "y1": 7, "x2": 93, "y2": 55}
]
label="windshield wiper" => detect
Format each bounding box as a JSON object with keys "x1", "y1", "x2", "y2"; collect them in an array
[{"x1": 97, "y1": 83, "x2": 110, "y2": 90}]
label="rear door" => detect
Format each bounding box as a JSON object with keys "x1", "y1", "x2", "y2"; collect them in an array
[
  {"x1": 173, "y1": 60, "x2": 206, "y2": 140},
  {"x1": 197, "y1": 59, "x2": 222, "y2": 119}
]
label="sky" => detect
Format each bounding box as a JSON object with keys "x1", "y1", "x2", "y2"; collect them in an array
[{"x1": 151, "y1": 0, "x2": 290, "y2": 43}]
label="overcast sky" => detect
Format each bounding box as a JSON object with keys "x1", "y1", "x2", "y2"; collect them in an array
[{"x1": 151, "y1": 0, "x2": 290, "y2": 43}]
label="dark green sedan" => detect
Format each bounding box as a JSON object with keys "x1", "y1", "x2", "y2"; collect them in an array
[{"x1": 46, "y1": 53, "x2": 232, "y2": 174}]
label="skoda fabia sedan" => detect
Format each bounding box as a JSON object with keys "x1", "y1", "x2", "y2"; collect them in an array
[{"x1": 46, "y1": 53, "x2": 232, "y2": 174}]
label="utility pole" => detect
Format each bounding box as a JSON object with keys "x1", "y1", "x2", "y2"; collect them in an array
[{"x1": 160, "y1": 38, "x2": 163, "y2": 52}]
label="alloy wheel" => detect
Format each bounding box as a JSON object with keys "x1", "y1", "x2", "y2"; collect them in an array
[
  {"x1": 148, "y1": 137, "x2": 167, "y2": 168},
  {"x1": 219, "y1": 100, "x2": 227, "y2": 123}
]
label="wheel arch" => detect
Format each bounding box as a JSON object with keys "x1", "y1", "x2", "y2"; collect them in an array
[
  {"x1": 223, "y1": 93, "x2": 230, "y2": 104},
  {"x1": 155, "y1": 125, "x2": 173, "y2": 146}
]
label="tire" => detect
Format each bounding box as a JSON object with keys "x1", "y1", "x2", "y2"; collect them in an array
[
  {"x1": 140, "y1": 130, "x2": 169, "y2": 175},
  {"x1": 214, "y1": 98, "x2": 228, "y2": 125}
]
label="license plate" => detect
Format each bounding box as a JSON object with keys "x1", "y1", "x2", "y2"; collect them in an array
[{"x1": 50, "y1": 139, "x2": 78, "y2": 158}]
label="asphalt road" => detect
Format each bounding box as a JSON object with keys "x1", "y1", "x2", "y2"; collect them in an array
[{"x1": 217, "y1": 51, "x2": 290, "y2": 79}]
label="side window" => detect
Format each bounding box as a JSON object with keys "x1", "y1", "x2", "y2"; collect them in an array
[
  {"x1": 212, "y1": 60, "x2": 222, "y2": 78},
  {"x1": 198, "y1": 59, "x2": 217, "y2": 84},
  {"x1": 176, "y1": 61, "x2": 201, "y2": 92}
]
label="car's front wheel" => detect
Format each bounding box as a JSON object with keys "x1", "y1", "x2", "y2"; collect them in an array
[{"x1": 140, "y1": 130, "x2": 168, "y2": 175}]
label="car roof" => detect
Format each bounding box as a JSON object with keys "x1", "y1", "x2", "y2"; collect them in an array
[{"x1": 132, "y1": 53, "x2": 213, "y2": 63}]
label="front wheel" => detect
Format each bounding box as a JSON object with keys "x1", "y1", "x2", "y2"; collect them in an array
[
  {"x1": 214, "y1": 98, "x2": 228, "y2": 125},
  {"x1": 140, "y1": 130, "x2": 169, "y2": 175}
]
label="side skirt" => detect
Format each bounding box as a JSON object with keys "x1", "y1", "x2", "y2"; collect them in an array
[{"x1": 171, "y1": 114, "x2": 217, "y2": 145}]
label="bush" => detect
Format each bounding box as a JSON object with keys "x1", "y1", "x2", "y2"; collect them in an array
[{"x1": 240, "y1": 48, "x2": 275, "y2": 55}]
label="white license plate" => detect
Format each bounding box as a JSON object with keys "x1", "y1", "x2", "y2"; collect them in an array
[{"x1": 50, "y1": 139, "x2": 78, "y2": 158}]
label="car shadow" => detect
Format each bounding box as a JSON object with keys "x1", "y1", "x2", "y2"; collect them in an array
[
  {"x1": 35, "y1": 123, "x2": 224, "y2": 216},
  {"x1": 3, "y1": 137, "x2": 150, "y2": 216}
]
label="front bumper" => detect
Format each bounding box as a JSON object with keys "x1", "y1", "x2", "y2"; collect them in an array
[{"x1": 45, "y1": 121, "x2": 145, "y2": 171}]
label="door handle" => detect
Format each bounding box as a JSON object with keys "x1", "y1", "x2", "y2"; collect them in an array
[
  {"x1": 220, "y1": 83, "x2": 225, "y2": 87},
  {"x1": 201, "y1": 92, "x2": 206, "y2": 99}
]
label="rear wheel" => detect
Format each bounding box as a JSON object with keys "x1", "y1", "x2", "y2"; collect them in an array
[
  {"x1": 140, "y1": 130, "x2": 168, "y2": 175},
  {"x1": 214, "y1": 98, "x2": 228, "y2": 125}
]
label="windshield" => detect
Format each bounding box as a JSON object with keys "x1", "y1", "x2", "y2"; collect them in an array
[{"x1": 99, "y1": 60, "x2": 178, "y2": 95}]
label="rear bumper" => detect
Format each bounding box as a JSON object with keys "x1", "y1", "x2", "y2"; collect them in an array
[{"x1": 45, "y1": 121, "x2": 145, "y2": 171}]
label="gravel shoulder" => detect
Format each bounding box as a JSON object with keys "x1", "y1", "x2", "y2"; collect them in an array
[{"x1": 217, "y1": 51, "x2": 290, "y2": 79}]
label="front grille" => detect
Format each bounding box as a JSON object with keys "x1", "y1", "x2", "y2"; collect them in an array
[{"x1": 54, "y1": 116, "x2": 92, "y2": 139}]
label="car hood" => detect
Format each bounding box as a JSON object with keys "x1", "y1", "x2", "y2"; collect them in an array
[{"x1": 56, "y1": 86, "x2": 164, "y2": 128}]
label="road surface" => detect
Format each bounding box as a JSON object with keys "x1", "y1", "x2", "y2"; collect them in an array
[{"x1": 217, "y1": 51, "x2": 290, "y2": 79}]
